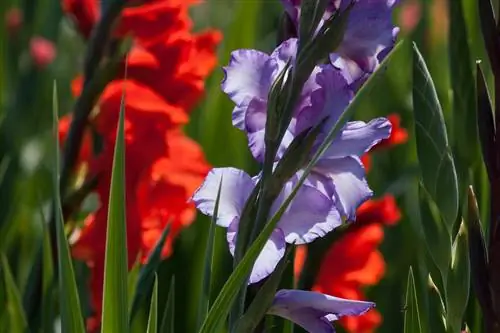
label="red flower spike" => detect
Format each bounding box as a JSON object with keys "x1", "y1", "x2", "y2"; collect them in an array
[{"x1": 60, "y1": 1, "x2": 220, "y2": 328}]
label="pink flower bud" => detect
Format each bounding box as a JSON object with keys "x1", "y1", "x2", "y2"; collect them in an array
[
  {"x1": 399, "y1": 0, "x2": 421, "y2": 34},
  {"x1": 29, "y1": 37, "x2": 56, "y2": 69},
  {"x1": 5, "y1": 8, "x2": 23, "y2": 36}
]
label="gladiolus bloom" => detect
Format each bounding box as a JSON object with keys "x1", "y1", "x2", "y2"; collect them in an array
[
  {"x1": 30, "y1": 37, "x2": 56, "y2": 68},
  {"x1": 59, "y1": 0, "x2": 220, "y2": 329}
]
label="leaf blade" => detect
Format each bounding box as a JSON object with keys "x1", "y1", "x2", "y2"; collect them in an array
[
  {"x1": 404, "y1": 267, "x2": 423, "y2": 333},
  {"x1": 101, "y1": 86, "x2": 129, "y2": 333}
]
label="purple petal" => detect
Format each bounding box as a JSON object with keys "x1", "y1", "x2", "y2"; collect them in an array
[
  {"x1": 276, "y1": 182, "x2": 342, "y2": 244},
  {"x1": 309, "y1": 67, "x2": 353, "y2": 132},
  {"x1": 270, "y1": 38, "x2": 299, "y2": 71},
  {"x1": 227, "y1": 219, "x2": 286, "y2": 284},
  {"x1": 315, "y1": 156, "x2": 372, "y2": 220},
  {"x1": 270, "y1": 289, "x2": 375, "y2": 328},
  {"x1": 191, "y1": 168, "x2": 255, "y2": 227},
  {"x1": 322, "y1": 118, "x2": 392, "y2": 159},
  {"x1": 221, "y1": 49, "x2": 277, "y2": 107}
]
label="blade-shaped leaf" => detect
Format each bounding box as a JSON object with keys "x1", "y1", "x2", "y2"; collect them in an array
[
  {"x1": 298, "y1": 0, "x2": 330, "y2": 45},
  {"x1": 146, "y1": 275, "x2": 158, "y2": 333},
  {"x1": 234, "y1": 248, "x2": 292, "y2": 333},
  {"x1": 412, "y1": 43, "x2": 458, "y2": 229},
  {"x1": 449, "y1": 0, "x2": 478, "y2": 166},
  {"x1": 52, "y1": 82, "x2": 86, "y2": 333},
  {"x1": 198, "y1": 180, "x2": 223, "y2": 328},
  {"x1": 466, "y1": 186, "x2": 495, "y2": 324},
  {"x1": 0, "y1": 254, "x2": 28, "y2": 333},
  {"x1": 404, "y1": 267, "x2": 423, "y2": 333},
  {"x1": 445, "y1": 221, "x2": 470, "y2": 333},
  {"x1": 130, "y1": 223, "x2": 171, "y2": 320},
  {"x1": 160, "y1": 276, "x2": 175, "y2": 333},
  {"x1": 418, "y1": 184, "x2": 451, "y2": 282},
  {"x1": 128, "y1": 256, "x2": 141, "y2": 314},
  {"x1": 101, "y1": 86, "x2": 129, "y2": 333},
  {"x1": 198, "y1": 40, "x2": 406, "y2": 333}
]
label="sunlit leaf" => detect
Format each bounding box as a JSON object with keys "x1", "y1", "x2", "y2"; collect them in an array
[
  {"x1": 404, "y1": 267, "x2": 423, "y2": 333},
  {"x1": 146, "y1": 275, "x2": 158, "y2": 333},
  {"x1": 412, "y1": 43, "x2": 459, "y2": 229},
  {"x1": 52, "y1": 82, "x2": 86, "y2": 333},
  {"x1": 101, "y1": 86, "x2": 129, "y2": 333},
  {"x1": 159, "y1": 276, "x2": 175, "y2": 333}
]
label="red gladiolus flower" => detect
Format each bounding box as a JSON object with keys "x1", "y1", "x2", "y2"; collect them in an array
[
  {"x1": 59, "y1": 0, "x2": 220, "y2": 329},
  {"x1": 313, "y1": 196, "x2": 402, "y2": 333}
]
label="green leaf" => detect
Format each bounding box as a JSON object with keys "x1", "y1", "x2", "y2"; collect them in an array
[
  {"x1": 128, "y1": 256, "x2": 141, "y2": 314},
  {"x1": 418, "y1": 184, "x2": 451, "y2": 282},
  {"x1": 445, "y1": 221, "x2": 470, "y2": 333},
  {"x1": 404, "y1": 267, "x2": 423, "y2": 333},
  {"x1": 298, "y1": 0, "x2": 329, "y2": 45},
  {"x1": 448, "y1": 0, "x2": 478, "y2": 166},
  {"x1": 0, "y1": 254, "x2": 28, "y2": 333},
  {"x1": 233, "y1": 248, "x2": 292, "y2": 333},
  {"x1": 146, "y1": 275, "x2": 158, "y2": 333},
  {"x1": 101, "y1": 87, "x2": 129, "y2": 333},
  {"x1": 466, "y1": 186, "x2": 494, "y2": 324},
  {"x1": 52, "y1": 82, "x2": 86, "y2": 333},
  {"x1": 198, "y1": 180, "x2": 223, "y2": 328},
  {"x1": 160, "y1": 277, "x2": 175, "y2": 333},
  {"x1": 130, "y1": 223, "x2": 171, "y2": 320},
  {"x1": 412, "y1": 43, "x2": 459, "y2": 229}
]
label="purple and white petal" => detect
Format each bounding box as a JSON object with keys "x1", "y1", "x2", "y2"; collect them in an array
[
  {"x1": 315, "y1": 156, "x2": 372, "y2": 220},
  {"x1": 308, "y1": 67, "x2": 353, "y2": 133},
  {"x1": 191, "y1": 168, "x2": 255, "y2": 227},
  {"x1": 227, "y1": 219, "x2": 286, "y2": 284},
  {"x1": 322, "y1": 118, "x2": 391, "y2": 159},
  {"x1": 270, "y1": 38, "x2": 299, "y2": 71},
  {"x1": 270, "y1": 289, "x2": 375, "y2": 319},
  {"x1": 221, "y1": 49, "x2": 277, "y2": 107},
  {"x1": 275, "y1": 182, "x2": 342, "y2": 244}
]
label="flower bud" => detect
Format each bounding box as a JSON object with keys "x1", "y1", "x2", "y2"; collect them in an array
[{"x1": 5, "y1": 7, "x2": 23, "y2": 37}]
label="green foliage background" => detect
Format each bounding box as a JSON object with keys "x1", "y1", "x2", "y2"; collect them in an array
[{"x1": 1, "y1": 0, "x2": 498, "y2": 332}]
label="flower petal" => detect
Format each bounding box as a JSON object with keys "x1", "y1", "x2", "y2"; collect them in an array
[
  {"x1": 315, "y1": 156, "x2": 372, "y2": 220},
  {"x1": 276, "y1": 183, "x2": 342, "y2": 244},
  {"x1": 269, "y1": 290, "x2": 375, "y2": 333},
  {"x1": 227, "y1": 219, "x2": 286, "y2": 284},
  {"x1": 272, "y1": 289, "x2": 375, "y2": 318},
  {"x1": 191, "y1": 167, "x2": 255, "y2": 227},
  {"x1": 221, "y1": 49, "x2": 277, "y2": 106},
  {"x1": 322, "y1": 118, "x2": 392, "y2": 159}
]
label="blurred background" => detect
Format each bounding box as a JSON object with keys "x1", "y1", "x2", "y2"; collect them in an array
[{"x1": 1, "y1": 0, "x2": 498, "y2": 332}]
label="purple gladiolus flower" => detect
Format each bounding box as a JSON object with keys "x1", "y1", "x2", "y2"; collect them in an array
[
  {"x1": 191, "y1": 167, "x2": 341, "y2": 283},
  {"x1": 281, "y1": 0, "x2": 399, "y2": 87},
  {"x1": 222, "y1": 40, "x2": 392, "y2": 221},
  {"x1": 268, "y1": 289, "x2": 375, "y2": 332}
]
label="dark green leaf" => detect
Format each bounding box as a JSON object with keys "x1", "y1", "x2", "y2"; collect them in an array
[
  {"x1": 466, "y1": 186, "x2": 495, "y2": 324},
  {"x1": 101, "y1": 86, "x2": 129, "y2": 333},
  {"x1": 159, "y1": 277, "x2": 175, "y2": 333},
  {"x1": 130, "y1": 223, "x2": 171, "y2": 320},
  {"x1": 0, "y1": 254, "x2": 28, "y2": 333},
  {"x1": 404, "y1": 267, "x2": 423, "y2": 333},
  {"x1": 418, "y1": 184, "x2": 451, "y2": 282},
  {"x1": 449, "y1": 0, "x2": 479, "y2": 166},
  {"x1": 234, "y1": 248, "x2": 292, "y2": 333},
  {"x1": 476, "y1": 64, "x2": 496, "y2": 182},
  {"x1": 52, "y1": 82, "x2": 86, "y2": 333},
  {"x1": 298, "y1": 0, "x2": 330, "y2": 46},
  {"x1": 146, "y1": 275, "x2": 158, "y2": 333},
  {"x1": 198, "y1": 180, "x2": 223, "y2": 328},
  {"x1": 412, "y1": 43, "x2": 459, "y2": 229},
  {"x1": 445, "y1": 221, "x2": 470, "y2": 332}
]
